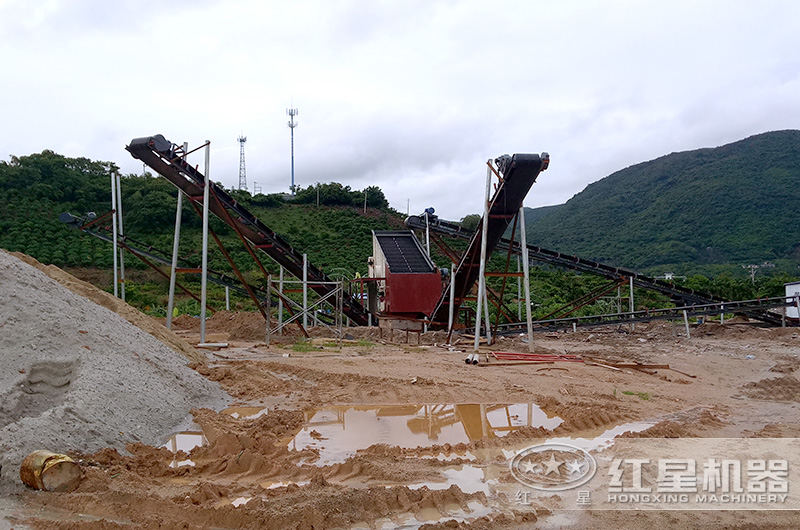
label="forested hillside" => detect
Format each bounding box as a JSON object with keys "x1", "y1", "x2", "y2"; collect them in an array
[
  {"x1": 523, "y1": 130, "x2": 800, "y2": 271},
  {"x1": 0, "y1": 151, "x2": 399, "y2": 277}
]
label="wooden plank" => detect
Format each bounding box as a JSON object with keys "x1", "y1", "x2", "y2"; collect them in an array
[
  {"x1": 669, "y1": 367, "x2": 698, "y2": 379},
  {"x1": 492, "y1": 351, "x2": 583, "y2": 362},
  {"x1": 478, "y1": 361, "x2": 555, "y2": 367},
  {"x1": 607, "y1": 363, "x2": 670, "y2": 369},
  {"x1": 585, "y1": 361, "x2": 622, "y2": 372}
]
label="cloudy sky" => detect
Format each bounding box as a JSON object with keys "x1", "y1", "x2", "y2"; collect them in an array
[{"x1": 2, "y1": 0, "x2": 799, "y2": 219}]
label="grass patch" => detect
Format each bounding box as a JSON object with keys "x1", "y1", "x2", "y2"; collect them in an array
[
  {"x1": 284, "y1": 339, "x2": 324, "y2": 353},
  {"x1": 321, "y1": 339, "x2": 375, "y2": 348},
  {"x1": 622, "y1": 390, "x2": 651, "y2": 400}
]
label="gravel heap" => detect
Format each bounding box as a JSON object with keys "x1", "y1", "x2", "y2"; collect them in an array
[
  {"x1": 10, "y1": 251, "x2": 204, "y2": 363},
  {"x1": 0, "y1": 250, "x2": 229, "y2": 484}
]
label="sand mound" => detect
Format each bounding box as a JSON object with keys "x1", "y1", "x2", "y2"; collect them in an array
[
  {"x1": 173, "y1": 310, "x2": 303, "y2": 341},
  {"x1": 744, "y1": 423, "x2": 800, "y2": 437},
  {"x1": 213, "y1": 310, "x2": 274, "y2": 340},
  {"x1": 770, "y1": 357, "x2": 800, "y2": 374},
  {"x1": 741, "y1": 376, "x2": 800, "y2": 402},
  {"x1": 9, "y1": 251, "x2": 202, "y2": 363},
  {"x1": 0, "y1": 250, "x2": 229, "y2": 485},
  {"x1": 620, "y1": 407, "x2": 726, "y2": 438}
]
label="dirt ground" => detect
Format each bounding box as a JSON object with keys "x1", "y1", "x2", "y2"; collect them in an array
[{"x1": 8, "y1": 315, "x2": 800, "y2": 529}]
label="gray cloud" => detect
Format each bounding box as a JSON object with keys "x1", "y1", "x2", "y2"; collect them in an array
[{"x1": 2, "y1": 0, "x2": 799, "y2": 220}]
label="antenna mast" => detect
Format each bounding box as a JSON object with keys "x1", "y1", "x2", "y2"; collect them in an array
[
  {"x1": 287, "y1": 107, "x2": 298, "y2": 194},
  {"x1": 237, "y1": 135, "x2": 247, "y2": 190}
]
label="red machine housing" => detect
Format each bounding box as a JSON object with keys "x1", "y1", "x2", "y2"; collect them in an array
[
  {"x1": 384, "y1": 266, "x2": 443, "y2": 316},
  {"x1": 370, "y1": 230, "x2": 443, "y2": 318}
]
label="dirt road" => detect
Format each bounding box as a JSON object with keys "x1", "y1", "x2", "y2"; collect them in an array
[{"x1": 10, "y1": 318, "x2": 800, "y2": 528}]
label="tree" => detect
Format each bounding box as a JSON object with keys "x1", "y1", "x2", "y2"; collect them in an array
[
  {"x1": 228, "y1": 188, "x2": 252, "y2": 206},
  {"x1": 460, "y1": 214, "x2": 481, "y2": 232},
  {"x1": 125, "y1": 190, "x2": 177, "y2": 232},
  {"x1": 362, "y1": 186, "x2": 389, "y2": 208}
]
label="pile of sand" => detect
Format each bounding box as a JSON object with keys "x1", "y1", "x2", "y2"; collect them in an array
[
  {"x1": 9, "y1": 252, "x2": 203, "y2": 363},
  {"x1": 172, "y1": 310, "x2": 303, "y2": 341},
  {"x1": 741, "y1": 375, "x2": 800, "y2": 402},
  {"x1": 0, "y1": 250, "x2": 229, "y2": 485}
]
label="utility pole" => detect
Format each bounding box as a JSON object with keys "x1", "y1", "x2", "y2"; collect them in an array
[
  {"x1": 629, "y1": 276, "x2": 635, "y2": 332},
  {"x1": 115, "y1": 172, "x2": 126, "y2": 301},
  {"x1": 519, "y1": 206, "x2": 534, "y2": 353},
  {"x1": 200, "y1": 141, "x2": 211, "y2": 344},
  {"x1": 743, "y1": 262, "x2": 774, "y2": 284},
  {"x1": 287, "y1": 108, "x2": 298, "y2": 194},
  {"x1": 166, "y1": 142, "x2": 188, "y2": 329},
  {"x1": 425, "y1": 211, "x2": 430, "y2": 257},
  {"x1": 743, "y1": 264, "x2": 759, "y2": 284},
  {"x1": 110, "y1": 173, "x2": 118, "y2": 298},
  {"x1": 237, "y1": 135, "x2": 247, "y2": 191},
  {"x1": 473, "y1": 166, "x2": 492, "y2": 354}
]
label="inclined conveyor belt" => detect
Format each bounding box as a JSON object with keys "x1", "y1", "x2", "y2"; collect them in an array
[
  {"x1": 126, "y1": 134, "x2": 369, "y2": 325},
  {"x1": 428, "y1": 153, "x2": 549, "y2": 324},
  {"x1": 407, "y1": 215, "x2": 783, "y2": 326}
]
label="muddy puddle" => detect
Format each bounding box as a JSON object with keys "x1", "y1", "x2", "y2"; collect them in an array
[
  {"x1": 289, "y1": 403, "x2": 563, "y2": 465},
  {"x1": 162, "y1": 431, "x2": 207, "y2": 453},
  {"x1": 162, "y1": 430, "x2": 206, "y2": 467},
  {"x1": 543, "y1": 420, "x2": 655, "y2": 451},
  {"x1": 280, "y1": 402, "x2": 659, "y2": 518},
  {"x1": 159, "y1": 402, "x2": 658, "y2": 525},
  {"x1": 368, "y1": 501, "x2": 494, "y2": 529},
  {"x1": 222, "y1": 405, "x2": 271, "y2": 419},
  {"x1": 408, "y1": 464, "x2": 492, "y2": 494}
]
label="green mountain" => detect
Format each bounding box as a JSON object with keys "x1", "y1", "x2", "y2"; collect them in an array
[
  {"x1": 521, "y1": 204, "x2": 560, "y2": 225},
  {"x1": 524, "y1": 130, "x2": 800, "y2": 271}
]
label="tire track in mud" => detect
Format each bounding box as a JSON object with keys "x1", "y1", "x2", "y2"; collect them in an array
[
  {"x1": 192, "y1": 359, "x2": 465, "y2": 404},
  {"x1": 27, "y1": 476, "x2": 492, "y2": 529}
]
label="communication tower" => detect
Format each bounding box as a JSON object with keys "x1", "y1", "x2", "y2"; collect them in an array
[
  {"x1": 237, "y1": 135, "x2": 247, "y2": 190},
  {"x1": 287, "y1": 108, "x2": 298, "y2": 194}
]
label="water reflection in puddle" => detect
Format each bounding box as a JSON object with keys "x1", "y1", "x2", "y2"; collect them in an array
[
  {"x1": 231, "y1": 497, "x2": 252, "y2": 507},
  {"x1": 420, "y1": 451, "x2": 477, "y2": 462},
  {"x1": 162, "y1": 431, "x2": 207, "y2": 453},
  {"x1": 261, "y1": 480, "x2": 310, "y2": 490},
  {"x1": 227, "y1": 482, "x2": 311, "y2": 507},
  {"x1": 545, "y1": 420, "x2": 655, "y2": 451},
  {"x1": 223, "y1": 405, "x2": 270, "y2": 420},
  {"x1": 498, "y1": 419, "x2": 657, "y2": 460},
  {"x1": 408, "y1": 465, "x2": 492, "y2": 495},
  {"x1": 374, "y1": 500, "x2": 494, "y2": 529},
  {"x1": 290, "y1": 403, "x2": 562, "y2": 465},
  {"x1": 162, "y1": 431, "x2": 207, "y2": 468}
]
